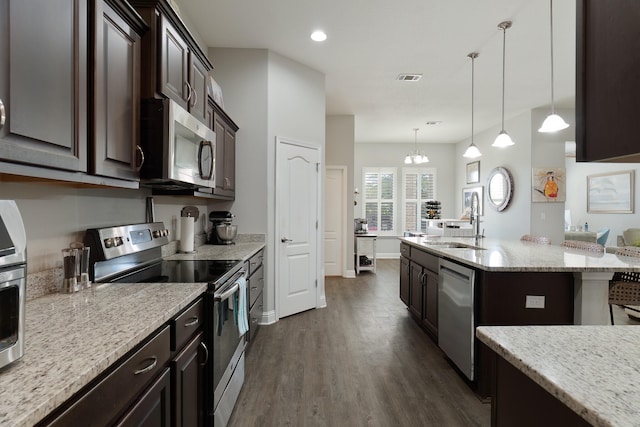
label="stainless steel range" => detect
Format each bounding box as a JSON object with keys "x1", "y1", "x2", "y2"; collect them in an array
[{"x1": 83, "y1": 221, "x2": 248, "y2": 426}]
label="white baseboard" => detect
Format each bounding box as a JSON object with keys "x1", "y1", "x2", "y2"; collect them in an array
[
  {"x1": 377, "y1": 252, "x2": 400, "y2": 259},
  {"x1": 260, "y1": 310, "x2": 277, "y2": 325},
  {"x1": 345, "y1": 269, "x2": 356, "y2": 278}
]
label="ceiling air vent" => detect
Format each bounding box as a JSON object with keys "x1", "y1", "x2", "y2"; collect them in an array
[{"x1": 396, "y1": 73, "x2": 422, "y2": 81}]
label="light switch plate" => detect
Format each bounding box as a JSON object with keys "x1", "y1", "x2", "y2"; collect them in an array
[{"x1": 525, "y1": 295, "x2": 545, "y2": 309}]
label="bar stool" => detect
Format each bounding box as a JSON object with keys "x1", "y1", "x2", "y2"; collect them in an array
[
  {"x1": 609, "y1": 247, "x2": 640, "y2": 325},
  {"x1": 520, "y1": 234, "x2": 551, "y2": 244},
  {"x1": 561, "y1": 240, "x2": 604, "y2": 252}
]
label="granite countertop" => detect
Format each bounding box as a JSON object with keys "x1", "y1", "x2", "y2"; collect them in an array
[
  {"x1": 400, "y1": 236, "x2": 640, "y2": 272},
  {"x1": 0, "y1": 241, "x2": 265, "y2": 427},
  {"x1": 165, "y1": 241, "x2": 264, "y2": 262},
  {"x1": 476, "y1": 325, "x2": 640, "y2": 427}
]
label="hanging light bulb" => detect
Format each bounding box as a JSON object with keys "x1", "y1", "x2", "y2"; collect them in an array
[
  {"x1": 463, "y1": 52, "x2": 482, "y2": 158},
  {"x1": 492, "y1": 21, "x2": 515, "y2": 148},
  {"x1": 404, "y1": 128, "x2": 429, "y2": 164},
  {"x1": 539, "y1": 0, "x2": 569, "y2": 133}
]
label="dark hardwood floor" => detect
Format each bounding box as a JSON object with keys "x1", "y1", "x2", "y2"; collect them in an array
[{"x1": 228, "y1": 259, "x2": 491, "y2": 427}]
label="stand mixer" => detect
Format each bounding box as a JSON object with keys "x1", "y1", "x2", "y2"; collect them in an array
[{"x1": 208, "y1": 211, "x2": 237, "y2": 245}]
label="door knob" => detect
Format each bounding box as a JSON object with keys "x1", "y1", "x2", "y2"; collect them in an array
[{"x1": 281, "y1": 237, "x2": 292, "y2": 243}]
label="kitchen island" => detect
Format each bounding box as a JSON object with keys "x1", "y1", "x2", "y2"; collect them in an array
[
  {"x1": 0, "y1": 242, "x2": 264, "y2": 427},
  {"x1": 400, "y1": 236, "x2": 640, "y2": 325},
  {"x1": 399, "y1": 235, "x2": 640, "y2": 399},
  {"x1": 477, "y1": 325, "x2": 640, "y2": 426}
]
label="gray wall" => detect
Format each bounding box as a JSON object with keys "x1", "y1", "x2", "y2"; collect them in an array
[
  {"x1": 208, "y1": 47, "x2": 326, "y2": 320},
  {"x1": 354, "y1": 142, "x2": 457, "y2": 257},
  {"x1": 326, "y1": 115, "x2": 355, "y2": 272}
]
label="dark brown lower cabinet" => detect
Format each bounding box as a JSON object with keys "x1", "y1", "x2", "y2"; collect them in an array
[
  {"x1": 399, "y1": 256, "x2": 410, "y2": 305},
  {"x1": 409, "y1": 263, "x2": 423, "y2": 319},
  {"x1": 41, "y1": 326, "x2": 171, "y2": 426},
  {"x1": 172, "y1": 332, "x2": 206, "y2": 427},
  {"x1": 116, "y1": 368, "x2": 172, "y2": 427},
  {"x1": 490, "y1": 353, "x2": 590, "y2": 426},
  {"x1": 39, "y1": 296, "x2": 207, "y2": 427},
  {"x1": 421, "y1": 268, "x2": 438, "y2": 338}
]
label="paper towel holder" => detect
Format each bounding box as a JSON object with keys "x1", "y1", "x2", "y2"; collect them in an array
[{"x1": 179, "y1": 206, "x2": 198, "y2": 253}]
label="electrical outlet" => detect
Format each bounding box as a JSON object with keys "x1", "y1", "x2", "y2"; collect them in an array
[{"x1": 525, "y1": 295, "x2": 545, "y2": 309}]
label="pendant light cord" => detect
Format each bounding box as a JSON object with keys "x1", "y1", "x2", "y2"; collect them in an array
[
  {"x1": 471, "y1": 54, "x2": 476, "y2": 142},
  {"x1": 501, "y1": 25, "x2": 506, "y2": 131},
  {"x1": 549, "y1": 0, "x2": 556, "y2": 114}
]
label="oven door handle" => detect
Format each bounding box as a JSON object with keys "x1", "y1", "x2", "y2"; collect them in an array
[{"x1": 214, "y1": 282, "x2": 239, "y2": 302}]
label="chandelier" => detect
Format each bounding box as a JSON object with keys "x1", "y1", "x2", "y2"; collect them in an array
[{"x1": 404, "y1": 128, "x2": 429, "y2": 164}]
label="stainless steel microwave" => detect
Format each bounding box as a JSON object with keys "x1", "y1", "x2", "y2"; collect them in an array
[{"x1": 140, "y1": 98, "x2": 216, "y2": 190}]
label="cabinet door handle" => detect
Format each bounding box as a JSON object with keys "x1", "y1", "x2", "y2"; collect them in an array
[
  {"x1": 191, "y1": 86, "x2": 198, "y2": 108},
  {"x1": 0, "y1": 99, "x2": 5, "y2": 128},
  {"x1": 251, "y1": 286, "x2": 258, "y2": 291},
  {"x1": 199, "y1": 342, "x2": 209, "y2": 366},
  {"x1": 184, "y1": 81, "x2": 193, "y2": 102},
  {"x1": 184, "y1": 316, "x2": 199, "y2": 327},
  {"x1": 133, "y1": 356, "x2": 157, "y2": 375},
  {"x1": 135, "y1": 145, "x2": 145, "y2": 171},
  {"x1": 251, "y1": 318, "x2": 258, "y2": 324}
]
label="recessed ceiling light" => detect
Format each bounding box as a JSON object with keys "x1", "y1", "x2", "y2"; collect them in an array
[
  {"x1": 425, "y1": 121, "x2": 442, "y2": 126},
  {"x1": 310, "y1": 31, "x2": 327, "y2": 42}
]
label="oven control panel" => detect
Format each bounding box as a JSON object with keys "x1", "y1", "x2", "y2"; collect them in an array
[{"x1": 85, "y1": 222, "x2": 170, "y2": 261}]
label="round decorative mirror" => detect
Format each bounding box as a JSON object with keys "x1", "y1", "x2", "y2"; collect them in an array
[{"x1": 487, "y1": 167, "x2": 513, "y2": 211}]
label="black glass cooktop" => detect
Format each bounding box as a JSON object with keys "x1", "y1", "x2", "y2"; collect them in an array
[{"x1": 111, "y1": 259, "x2": 242, "y2": 285}]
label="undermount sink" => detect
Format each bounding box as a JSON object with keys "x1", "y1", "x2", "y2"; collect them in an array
[{"x1": 423, "y1": 241, "x2": 486, "y2": 250}]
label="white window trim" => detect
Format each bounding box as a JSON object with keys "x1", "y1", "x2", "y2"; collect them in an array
[
  {"x1": 362, "y1": 167, "x2": 398, "y2": 236},
  {"x1": 402, "y1": 167, "x2": 438, "y2": 233}
]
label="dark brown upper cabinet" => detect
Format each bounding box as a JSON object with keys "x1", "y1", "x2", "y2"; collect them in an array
[
  {"x1": 210, "y1": 99, "x2": 238, "y2": 200},
  {"x1": 91, "y1": 0, "x2": 147, "y2": 181},
  {"x1": 132, "y1": 0, "x2": 213, "y2": 125},
  {"x1": 0, "y1": 0, "x2": 146, "y2": 186},
  {"x1": 0, "y1": 0, "x2": 88, "y2": 172},
  {"x1": 576, "y1": 0, "x2": 640, "y2": 162}
]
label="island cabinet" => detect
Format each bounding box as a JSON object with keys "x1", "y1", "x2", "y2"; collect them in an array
[
  {"x1": 209, "y1": 99, "x2": 238, "y2": 200},
  {"x1": 131, "y1": 0, "x2": 213, "y2": 126},
  {"x1": 39, "y1": 297, "x2": 206, "y2": 427},
  {"x1": 576, "y1": 0, "x2": 640, "y2": 162},
  {"x1": 399, "y1": 251, "x2": 410, "y2": 306},
  {"x1": 400, "y1": 243, "x2": 438, "y2": 339},
  {"x1": 247, "y1": 249, "x2": 265, "y2": 344},
  {"x1": 475, "y1": 271, "x2": 574, "y2": 399},
  {"x1": 0, "y1": 0, "x2": 145, "y2": 184},
  {"x1": 490, "y1": 355, "x2": 591, "y2": 427}
]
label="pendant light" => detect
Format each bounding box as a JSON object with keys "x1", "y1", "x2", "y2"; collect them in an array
[
  {"x1": 404, "y1": 128, "x2": 429, "y2": 164},
  {"x1": 463, "y1": 52, "x2": 482, "y2": 158},
  {"x1": 492, "y1": 21, "x2": 515, "y2": 148},
  {"x1": 538, "y1": 0, "x2": 569, "y2": 133}
]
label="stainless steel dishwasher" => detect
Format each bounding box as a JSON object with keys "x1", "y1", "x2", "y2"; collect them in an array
[{"x1": 438, "y1": 259, "x2": 476, "y2": 380}]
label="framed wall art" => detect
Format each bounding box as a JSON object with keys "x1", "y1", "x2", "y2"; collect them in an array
[
  {"x1": 587, "y1": 170, "x2": 635, "y2": 213},
  {"x1": 532, "y1": 167, "x2": 566, "y2": 202},
  {"x1": 466, "y1": 161, "x2": 480, "y2": 184}
]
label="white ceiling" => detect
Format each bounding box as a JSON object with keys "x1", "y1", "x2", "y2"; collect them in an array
[{"x1": 177, "y1": 0, "x2": 576, "y2": 145}]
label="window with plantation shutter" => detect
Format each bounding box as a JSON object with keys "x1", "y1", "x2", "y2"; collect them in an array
[
  {"x1": 402, "y1": 168, "x2": 437, "y2": 232},
  {"x1": 362, "y1": 168, "x2": 397, "y2": 236}
]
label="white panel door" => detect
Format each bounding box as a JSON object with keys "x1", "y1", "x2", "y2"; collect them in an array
[
  {"x1": 324, "y1": 167, "x2": 345, "y2": 276},
  {"x1": 277, "y1": 139, "x2": 319, "y2": 318}
]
